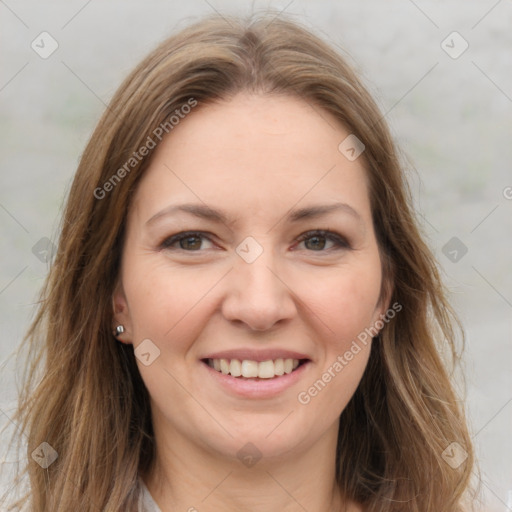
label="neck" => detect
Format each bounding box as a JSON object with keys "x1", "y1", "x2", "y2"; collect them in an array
[{"x1": 142, "y1": 420, "x2": 361, "y2": 512}]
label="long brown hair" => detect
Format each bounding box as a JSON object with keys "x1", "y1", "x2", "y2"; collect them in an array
[{"x1": 3, "y1": 12, "x2": 480, "y2": 511}]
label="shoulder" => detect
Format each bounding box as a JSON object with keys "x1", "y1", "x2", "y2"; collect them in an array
[{"x1": 137, "y1": 476, "x2": 162, "y2": 512}]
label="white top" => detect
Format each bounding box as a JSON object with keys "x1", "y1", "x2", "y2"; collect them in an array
[{"x1": 138, "y1": 478, "x2": 162, "y2": 512}]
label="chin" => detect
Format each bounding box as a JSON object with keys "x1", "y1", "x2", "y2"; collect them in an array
[{"x1": 199, "y1": 414, "x2": 318, "y2": 465}]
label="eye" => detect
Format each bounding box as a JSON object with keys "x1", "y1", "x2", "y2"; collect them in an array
[
  {"x1": 159, "y1": 231, "x2": 215, "y2": 251},
  {"x1": 159, "y1": 229, "x2": 350, "y2": 253},
  {"x1": 294, "y1": 230, "x2": 350, "y2": 252}
]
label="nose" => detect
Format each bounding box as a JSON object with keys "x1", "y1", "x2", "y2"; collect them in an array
[{"x1": 221, "y1": 243, "x2": 297, "y2": 332}]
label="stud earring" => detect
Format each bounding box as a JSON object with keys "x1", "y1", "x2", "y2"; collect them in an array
[{"x1": 113, "y1": 325, "x2": 125, "y2": 337}]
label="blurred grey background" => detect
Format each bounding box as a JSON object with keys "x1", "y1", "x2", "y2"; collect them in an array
[{"x1": 1, "y1": 1, "x2": 511, "y2": 510}]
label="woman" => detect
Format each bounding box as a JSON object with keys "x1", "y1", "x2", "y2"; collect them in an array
[{"x1": 5, "y1": 12, "x2": 478, "y2": 512}]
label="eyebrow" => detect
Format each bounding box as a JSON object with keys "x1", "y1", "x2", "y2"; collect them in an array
[{"x1": 145, "y1": 201, "x2": 363, "y2": 227}]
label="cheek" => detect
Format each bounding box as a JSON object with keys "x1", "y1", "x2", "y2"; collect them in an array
[
  {"x1": 124, "y1": 241, "x2": 383, "y2": 350},
  {"x1": 298, "y1": 261, "x2": 382, "y2": 347},
  {"x1": 123, "y1": 259, "x2": 220, "y2": 346},
  {"x1": 295, "y1": 264, "x2": 379, "y2": 419}
]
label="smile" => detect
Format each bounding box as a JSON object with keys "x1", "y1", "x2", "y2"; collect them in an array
[{"x1": 205, "y1": 357, "x2": 305, "y2": 379}]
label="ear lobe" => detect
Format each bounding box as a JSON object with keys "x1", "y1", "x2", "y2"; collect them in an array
[
  {"x1": 371, "y1": 273, "x2": 395, "y2": 335},
  {"x1": 112, "y1": 280, "x2": 132, "y2": 344},
  {"x1": 379, "y1": 276, "x2": 394, "y2": 317}
]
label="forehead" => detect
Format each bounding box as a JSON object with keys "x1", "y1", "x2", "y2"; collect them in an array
[{"x1": 130, "y1": 93, "x2": 372, "y2": 226}]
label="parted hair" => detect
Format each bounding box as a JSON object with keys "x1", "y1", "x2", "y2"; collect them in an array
[{"x1": 4, "y1": 11, "x2": 479, "y2": 511}]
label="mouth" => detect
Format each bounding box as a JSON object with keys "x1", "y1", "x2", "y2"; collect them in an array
[{"x1": 201, "y1": 357, "x2": 310, "y2": 380}]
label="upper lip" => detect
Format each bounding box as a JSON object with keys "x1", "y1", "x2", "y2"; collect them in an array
[{"x1": 201, "y1": 349, "x2": 311, "y2": 363}]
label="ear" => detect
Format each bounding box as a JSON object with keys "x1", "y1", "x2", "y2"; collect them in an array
[
  {"x1": 112, "y1": 279, "x2": 133, "y2": 345},
  {"x1": 370, "y1": 268, "x2": 395, "y2": 336}
]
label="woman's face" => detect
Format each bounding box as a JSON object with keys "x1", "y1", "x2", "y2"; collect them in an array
[{"x1": 113, "y1": 92, "x2": 390, "y2": 463}]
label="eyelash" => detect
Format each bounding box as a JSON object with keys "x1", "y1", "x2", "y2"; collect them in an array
[{"x1": 159, "y1": 230, "x2": 350, "y2": 253}]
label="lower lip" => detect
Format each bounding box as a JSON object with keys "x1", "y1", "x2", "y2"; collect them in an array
[{"x1": 201, "y1": 360, "x2": 311, "y2": 399}]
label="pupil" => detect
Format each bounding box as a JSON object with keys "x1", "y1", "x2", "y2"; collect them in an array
[
  {"x1": 182, "y1": 236, "x2": 201, "y2": 250},
  {"x1": 306, "y1": 235, "x2": 325, "y2": 250}
]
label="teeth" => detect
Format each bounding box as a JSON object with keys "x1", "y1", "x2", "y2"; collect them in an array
[
  {"x1": 220, "y1": 358, "x2": 230, "y2": 375},
  {"x1": 274, "y1": 358, "x2": 284, "y2": 376},
  {"x1": 229, "y1": 359, "x2": 242, "y2": 377},
  {"x1": 241, "y1": 360, "x2": 259, "y2": 378},
  {"x1": 258, "y1": 360, "x2": 274, "y2": 379},
  {"x1": 207, "y1": 358, "x2": 302, "y2": 379}
]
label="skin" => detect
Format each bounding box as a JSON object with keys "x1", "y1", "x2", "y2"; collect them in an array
[{"x1": 112, "y1": 92, "x2": 391, "y2": 512}]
